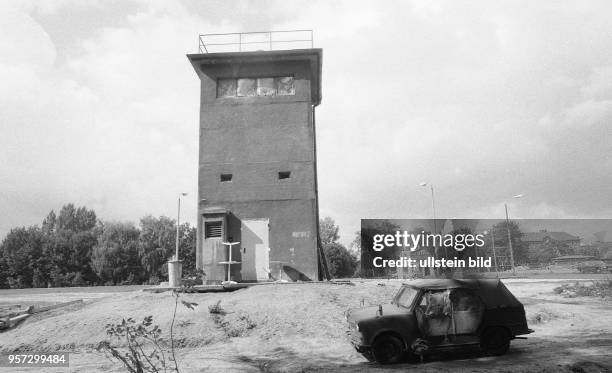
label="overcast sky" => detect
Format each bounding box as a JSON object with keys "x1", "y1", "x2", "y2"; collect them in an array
[{"x1": 1, "y1": 0, "x2": 611, "y2": 246}]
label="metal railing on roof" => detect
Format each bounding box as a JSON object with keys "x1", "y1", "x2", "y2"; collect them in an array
[{"x1": 198, "y1": 30, "x2": 313, "y2": 53}]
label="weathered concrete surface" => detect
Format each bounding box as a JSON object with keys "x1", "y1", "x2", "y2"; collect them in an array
[{"x1": 187, "y1": 49, "x2": 323, "y2": 282}]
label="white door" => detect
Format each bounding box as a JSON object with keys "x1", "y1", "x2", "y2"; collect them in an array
[{"x1": 241, "y1": 219, "x2": 270, "y2": 281}]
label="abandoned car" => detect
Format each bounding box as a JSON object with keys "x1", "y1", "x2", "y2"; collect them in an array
[{"x1": 346, "y1": 279, "x2": 533, "y2": 364}]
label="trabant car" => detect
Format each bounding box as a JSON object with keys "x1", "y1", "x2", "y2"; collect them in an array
[{"x1": 346, "y1": 279, "x2": 533, "y2": 364}]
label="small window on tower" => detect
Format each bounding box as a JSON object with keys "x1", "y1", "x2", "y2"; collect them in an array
[
  {"x1": 217, "y1": 79, "x2": 236, "y2": 97},
  {"x1": 278, "y1": 171, "x2": 291, "y2": 180},
  {"x1": 220, "y1": 174, "x2": 233, "y2": 182}
]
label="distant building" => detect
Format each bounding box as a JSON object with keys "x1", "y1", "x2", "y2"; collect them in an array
[
  {"x1": 522, "y1": 230, "x2": 581, "y2": 247},
  {"x1": 551, "y1": 255, "x2": 595, "y2": 265},
  {"x1": 187, "y1": 35, "x2": 323, "y2": 283},
  {"x1": 602, "y1": 251, "x2": 612, "y2": 266}
]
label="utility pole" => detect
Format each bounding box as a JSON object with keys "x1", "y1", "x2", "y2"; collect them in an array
[
  {"x1": 490, "y1": 229, "x2": 499, "y2": 276},
  {"x1": 505, "y1": 203, "x2": 516, "y2": 275}
]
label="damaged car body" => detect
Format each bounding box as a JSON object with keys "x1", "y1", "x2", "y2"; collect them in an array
[{"x1": 346, "y1": 279, "x2": 533, "y2": 364}]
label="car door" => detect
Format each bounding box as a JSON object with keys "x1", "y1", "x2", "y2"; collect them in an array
[
  {"x1": 414, "y1": 289, "x2": 453, "y2": 338},
  {"x1": 449, "y1": 288, "x2": 485, "y2": 335}
]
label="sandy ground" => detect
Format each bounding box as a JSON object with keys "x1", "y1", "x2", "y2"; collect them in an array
[{"x1": 0, "y1": 278, "x2": 611, "y2": 373}]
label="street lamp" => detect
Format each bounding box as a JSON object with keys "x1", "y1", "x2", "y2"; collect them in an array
[
  {"x1": 168, "y1": 192, "x2": 188, "y2": 288},
  {"x1": 504, "y1": 193, "x2": 524, "y2": 275},
  {"x1": 419, "y1": 182, "x2": 437, "y2": 233},
  {"x1": 420, "y1": 182, "x2": 442, "y2": 263},
  {"x1": 175, "y1": 193, "x2": 188, "y2": 261},
  {"x1": 483, "y1": 230, "x2": 499, "y2": 276}
]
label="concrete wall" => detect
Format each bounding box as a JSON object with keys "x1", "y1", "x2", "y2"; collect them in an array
[{"x1": 188, "y1": 50, "x2": 322, "y2": 282}]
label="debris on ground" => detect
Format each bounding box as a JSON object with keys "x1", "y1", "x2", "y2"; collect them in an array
[
  {"x1": 554, "y1": 281, "x2": 612, "y2": 298},
  {"x1": 0, "y1": 299, "x2": 83, "y2": 332}
]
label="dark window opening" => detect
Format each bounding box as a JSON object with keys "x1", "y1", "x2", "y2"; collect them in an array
[
  {"x1": 220, "y1": 174, "x2": 233, "y2": 182},
  {"x1": 205, "y1": 221, "x2": 223, "y2": 238},
  {"x1": 278, "y1": 171, "x2": 291, "y2": 180},
  {"x1": 217, "y1": 76, "x2": 294, "y2": 98}
]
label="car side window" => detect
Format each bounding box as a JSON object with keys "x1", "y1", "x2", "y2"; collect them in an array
[
  {"x1": 450, "y1": 288, "x2": 482, "y2": 311},
  {"x1": 419, "y1": 294, "x2": 427, "y2": 307},
  {"x1": 419, "y1": 290, "x2": 451, "y2": 318}
]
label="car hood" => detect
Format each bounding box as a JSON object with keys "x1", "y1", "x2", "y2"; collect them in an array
[{"x1": 346, "y1": 303, "x2": 409, "y2": 324}]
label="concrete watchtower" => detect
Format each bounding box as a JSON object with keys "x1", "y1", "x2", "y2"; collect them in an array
[{"x1": 187, "y1": 31, "x2": 323, "y2": 283}]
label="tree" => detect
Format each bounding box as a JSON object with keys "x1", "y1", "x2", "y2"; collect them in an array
[
  {"x1": 0, "y1": 226, "x2": 44, "y2": 288},
  {"x1": 0, "y1": 256, "x2": 8, "y2": 289},
  {"x1": 42, "y1": 210, "x2": 57, "y2": 235},
  {"x1": 138, "y1": 216, "x2": 176, "y2": 279},
  {"x1": 43, "y1": 204, "x2": 100, "y2": 285},
  {"x1": 360, "y1": 220, "x2": 401, "y2": 277},
  {"x1": 485, "y1": 221, "x2": 528, "y2": 267},
  {"x1": 323, "y1": 242, "x2": 358, "y2": 278},
  {"x1": 178, "y1": 223, "x2": 197, "y2": 275},
  {"x1": 91, "y1": 222, "x2": 141, "y2": 285},
  {"x1": 56, "y1": 204, "x2": 97, "y2": 232},
  {"x1": 319, "y1": 217, "x2": 340, "y2": 246}
]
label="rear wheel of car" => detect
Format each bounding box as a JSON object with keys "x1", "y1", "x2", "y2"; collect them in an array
[
  {"x1": 371, "y1": 334, "x2": 404, "y2": 364},
  {"x1": 361, "y1": 350, "x2": 375, "y2": 362},
  {"x1": 481, "y1": 327, "x2": 510, "y2": 356}
]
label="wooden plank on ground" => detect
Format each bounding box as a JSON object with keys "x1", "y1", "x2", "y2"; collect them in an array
[{"x1": 32, "y1": 299, "x2": 83, "y2": 314}]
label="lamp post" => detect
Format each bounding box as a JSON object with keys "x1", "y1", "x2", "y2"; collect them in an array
[
  {"x1": 168, "y1": 193, "x2": 188, "y2": 287},
  {"x1": 175, "y1": 193, "x2": 188, "y2": 261},
  {"x1": 420, "y1": 182, "x2": 441, "y2": 264},
  {"x1": 504, "y1": 194, "x2": 524, "y2": 275},
  {"x1": 419, "y1": 182, "x2": 437, "y2": 233}
]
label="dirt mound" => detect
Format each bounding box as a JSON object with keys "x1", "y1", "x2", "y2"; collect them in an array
[{"x1": 0, "y1": 281, "x2": 399, "y2": 354}]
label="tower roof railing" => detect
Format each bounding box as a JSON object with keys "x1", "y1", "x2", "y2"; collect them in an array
[{"x1": 198, "y1": 30, "x2": 313, "y2": 53}]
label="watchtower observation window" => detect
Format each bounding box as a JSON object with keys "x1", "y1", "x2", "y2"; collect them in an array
[{"x1": 217, "y1": 77, "x2": 294, "y2": 97}]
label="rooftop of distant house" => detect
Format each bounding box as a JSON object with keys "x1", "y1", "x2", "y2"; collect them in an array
[{"x1": 522, "y1": 230, "x2": 580, "y2": 243}]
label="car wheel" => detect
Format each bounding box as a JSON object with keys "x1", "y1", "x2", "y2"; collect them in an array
[
  {"x1": 361, "y1": 350, "x2": 375, "y2": 362},
  {"x1": 371, "y1": 334, "x2": 404, "y2": 364},
  {"x1": 481, "y1": 327, "x2": 510, "y2": 356}
]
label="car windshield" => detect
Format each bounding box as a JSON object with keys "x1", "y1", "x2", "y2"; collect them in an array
[{"x1": 393, "y1": 286, "x2": 418, "y2": 308}]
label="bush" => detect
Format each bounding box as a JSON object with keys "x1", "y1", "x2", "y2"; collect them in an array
[
  {"x1": 98, "y1": 291, "x2": 197, "y2": 372},
  {"x1": 71, "y1": 272, "x2": 87, "y2": 286},
  {"x1": 323, "y1": 242, "x2": 358, "y2": 278},
  {"x1": 208, "y1": 300, "x2": 225, "y2": 315},
  {"x1": 147, "y1": 275, "x2": 161, "y2": 286},
  {"x1": 97, "y1": 316, "x2": 168, "y2": 373}
]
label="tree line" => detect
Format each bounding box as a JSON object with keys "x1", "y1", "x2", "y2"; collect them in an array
[
  {"x1": 0, "y1": 204, "x2": 359, "y2": 288},
  {"x1": 0, "y1": 204, "x2": 196, "y2": 288}
]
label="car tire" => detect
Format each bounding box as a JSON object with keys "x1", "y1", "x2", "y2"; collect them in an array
[
  {"x1": 361, "y1": 350, "x2": 375, "y2": 362},
  {"x1": 371, "y1": 334, "x2": 404, "y2": 364},
  {"x1": 481, "y1": 327, "x2": 510, "y2": 356}
]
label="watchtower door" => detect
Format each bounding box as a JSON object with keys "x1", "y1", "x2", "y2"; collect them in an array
[
  {"x1": 241, "y1": 219, "x2": 270, "y2": 281},
  {"x1": 203, "y1": 216, "x2": 226, "y2": 282}
]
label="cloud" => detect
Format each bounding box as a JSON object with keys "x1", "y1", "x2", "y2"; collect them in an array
[{"x1": 1, "y1": 0, "x2": 612, "y2": 247}]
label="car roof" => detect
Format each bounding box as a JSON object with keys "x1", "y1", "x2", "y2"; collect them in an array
[{"x1": 402, "y1": 279, "x2": 522, "y2": 308}]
